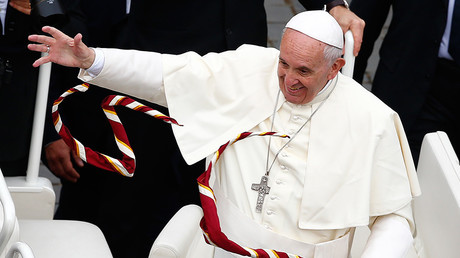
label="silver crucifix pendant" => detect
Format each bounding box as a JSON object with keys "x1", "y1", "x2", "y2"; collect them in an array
[{"x1": 251, "y1": 175, "x2": 271, "y2": 213}]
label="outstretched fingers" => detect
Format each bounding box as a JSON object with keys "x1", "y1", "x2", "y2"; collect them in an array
[
  {"x1": 27, "y1": 26, "x2": 73, "y2": 51},
  {"x1": 37, "y1": 56, "x2": 52, "y2": 67},
  {"x1": 31, "y1": 55, "x2": 51, "y2": 68},
  {"x1": 28, "y1": 34, "x2": 55, "y2": 46},
  {"x1": 43, "y1": 26, "x2": 80, "y2": 48},
  {"x1": 28, "y1": 26, "x2": 93, "y2": 68},
  {"x1": 42, "y1": 26, "x2": 69, "y2": 40},
  {"x1": 27, "y1": 33, "x2": 55, "y2": 65},
  {"x1": 27, "y1": 43, "x2": 48, "y2": 53}
]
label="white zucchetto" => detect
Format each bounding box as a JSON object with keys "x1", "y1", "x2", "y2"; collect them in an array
[{"x1": 285, "y1": 10, "x2": 343, "y2": 49}]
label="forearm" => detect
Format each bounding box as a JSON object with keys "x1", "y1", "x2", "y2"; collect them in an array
[{"x1": 78, "y1": 48, "x2": 167, "y2": 107}]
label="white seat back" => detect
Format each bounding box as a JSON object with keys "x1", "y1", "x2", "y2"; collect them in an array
[
  {"x1": 4, "y1": 54, "x2": 56, "y2": 220},
  {"x1": 413, "y1": 131, "x2": 460, "y2": 257},
  {"x1": 6, "y1": 176, "x2": 55, "y2": 220},
  {"x1": 5, "y1": 242, "x2": 34, "y2": 258},
  {"x1": 0, "y1": 169, "x2": 20, "y2": 258},
  {"x1": 341, "y1": 30, "x2": 355, "y2": 78}
]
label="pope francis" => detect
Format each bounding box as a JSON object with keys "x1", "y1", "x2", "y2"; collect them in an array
[{"x1": 29, "y1": 10, "x2": 420, "y2": 258}]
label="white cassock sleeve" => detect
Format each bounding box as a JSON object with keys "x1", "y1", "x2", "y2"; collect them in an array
[
  {"x1": 79, "y1": 48, "x2": 167, "y2": 107},
  {"x1": 86, "y1": 48, "x2": 105, "y2": 77},
  {"x1": 361, "y1": 204, "x2": 414, "y2": 258}
]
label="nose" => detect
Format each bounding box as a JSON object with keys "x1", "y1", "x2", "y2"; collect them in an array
[{"x1": 284, "y1": 70, "x2": 299, "y2": 87}]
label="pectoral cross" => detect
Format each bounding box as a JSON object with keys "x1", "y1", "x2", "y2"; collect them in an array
[{"x1": 251, "y1": 175, "x2": 270, "y2": 213}]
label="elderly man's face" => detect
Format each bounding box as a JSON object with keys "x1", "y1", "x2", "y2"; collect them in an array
[{"x1": 278, "y1": 29, "x2": 342, "y2": 105}]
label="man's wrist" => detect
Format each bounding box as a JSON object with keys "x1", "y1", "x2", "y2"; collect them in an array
[
  {"x1": 85, "y1": 48, "x2": 105, "y2": 77},
  {"x1": 325, "y1": 0, "x2": 349, "y2": 12},
  {"x1": 80, "y1": 48, "x2": 95, "y2": 69}
]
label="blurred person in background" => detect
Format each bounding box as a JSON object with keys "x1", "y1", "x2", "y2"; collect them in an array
[{"x1": 351, "y1": 0, "x2": 460, "y2": 164}]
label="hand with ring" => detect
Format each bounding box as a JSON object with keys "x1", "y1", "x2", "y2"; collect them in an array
[{"x1": 28, "y1": 26, "x2": 95, "y2": 69}]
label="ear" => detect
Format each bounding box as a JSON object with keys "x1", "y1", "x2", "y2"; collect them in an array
[{"x1": 327, "y1": 57, "x2": 346, "y2": 80}]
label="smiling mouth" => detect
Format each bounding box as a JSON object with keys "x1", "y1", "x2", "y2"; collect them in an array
[{"x1": 288, "y1": 86, "x2": 302, "y2": 91}]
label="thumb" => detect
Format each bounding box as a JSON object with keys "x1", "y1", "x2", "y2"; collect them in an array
[
  {"x1": 71, "y1": 33, "x2": 83, "y2": 47},
  {"x1": 71, "y1": 150, "x2": 85, "y2": 167}
]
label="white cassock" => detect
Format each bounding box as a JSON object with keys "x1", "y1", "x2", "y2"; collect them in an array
[{"x1": 79, "y1": 44, "x2": 421, "y2": 257}]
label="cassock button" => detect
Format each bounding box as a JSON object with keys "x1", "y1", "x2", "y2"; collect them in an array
[
  {"x1": 280, "y1": 165, "x2": 286, "y2": 170},
  {"x1": 293, "y1": 116, "x2": 300, "y2": 121},
  {"x1": 270, "y1": 195, "x2": 278, "y2": 200},
  {"x1": 266, "y1": 209, "x2": 274, "y2": 215},
  {"x1": 7, "y1": 21, "x2": 15, "y2": 32},
  {"x1": 276, "y1": 179, "x2": 282, "y2": 185}
]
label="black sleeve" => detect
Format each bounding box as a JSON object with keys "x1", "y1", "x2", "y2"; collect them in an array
[
  {"x1": 297, "y1": 0, "x2": 332, "y2": 10},
  {"x1": 350, "y1": 0, "x2": 392, "y2": 83}
]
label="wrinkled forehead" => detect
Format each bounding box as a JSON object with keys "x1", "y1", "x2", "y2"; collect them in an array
[
  {"x1": 279, "y1": 29, "x2": 327, "y2": 60},
  {"x1": 279, "y1": 28, "x2": 327, "y2": 68}
]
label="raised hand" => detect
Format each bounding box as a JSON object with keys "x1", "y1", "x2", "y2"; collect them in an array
[{"x1": 28, "y1": 26, "x2": 95, "y2": 69}]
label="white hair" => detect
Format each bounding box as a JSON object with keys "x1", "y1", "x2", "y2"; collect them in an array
[{"x1": 323, "y1": 44, "x2": 343, "y2": 66}]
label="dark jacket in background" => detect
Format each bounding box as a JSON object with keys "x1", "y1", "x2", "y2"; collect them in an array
[
  {"x1": 350, "y1": 0, "x2": 458, "y2": 162},
  {"x1": 0, "y1": 4, "x2": 41, "y2": 176}
]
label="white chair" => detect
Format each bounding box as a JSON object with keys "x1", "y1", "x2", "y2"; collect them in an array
[
  {"x1": 1, "y1": 168, "x2": 113, "y2": 258},
  {"x1": 0, "y1": 170, "x2": 20, "y2": 258},
  {"x1": 5, "y1": 173, "x2": 55, "y2": 220},
  {"x1": 342, "y1": 30, "x2": 355, "y2": 78},
  {"x1": 5, "y1": 242, "x2": 34, "y2": 258},
  {"x1": 352, "y1": 131, "x2": 460, "y2": 258},
  {"x1": 412, "y1": 131, "x2": 460, "y2": 257},
  {"x1": 18, "y1": 220, "x2": 113, "y2": 258},
  {"x1": 149, "y1": 205, "x2": 213, "y2": 258},
  {"x1": 5, "y1": 57, "x2": 55, "y2": 220}
]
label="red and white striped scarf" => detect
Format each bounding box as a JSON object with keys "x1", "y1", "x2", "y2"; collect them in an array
[{"x1": 54, "y1": 84, "x2": 301, "y2": 257}]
